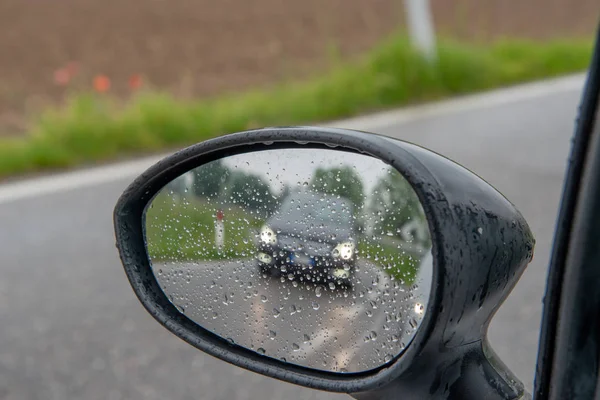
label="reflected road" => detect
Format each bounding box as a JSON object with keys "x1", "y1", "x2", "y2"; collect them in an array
[{"x1": 154, "y1": 259, "x2": 416, "y2": 373}]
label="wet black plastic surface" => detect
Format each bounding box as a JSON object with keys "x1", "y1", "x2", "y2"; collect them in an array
[
  {"x1": 534, "y1": 22, "x2": 600, "y2": 400},
  {"x1": 114, "y1": 127, "x2": 534, "y2": 398}
]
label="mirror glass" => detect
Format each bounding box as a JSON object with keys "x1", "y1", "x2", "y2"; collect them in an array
[{"x1": 144, "y1": 147, "x2": 432, "y2": 373}]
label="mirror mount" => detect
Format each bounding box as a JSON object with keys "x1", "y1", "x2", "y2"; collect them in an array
[
  {"x1": 354, "y1": 339, "x2": 527, "y2": 400},
  {"x1": 114, "y1": 126, "x2": 534, "y2": 399}
]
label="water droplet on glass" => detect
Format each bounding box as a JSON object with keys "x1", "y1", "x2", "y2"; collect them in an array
[
  {"x1": 312, "y1": 302, "x2": 320, "y2": 310},
  {"x1": 257, "y1": 348, "x2": 266, "y2": 355},
  {"x1": 292, "y1": 343, "x2": 300, "y2": 351}
]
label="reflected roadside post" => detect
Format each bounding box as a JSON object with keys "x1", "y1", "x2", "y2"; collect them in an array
[{"x1": 215, "y1": 209, "x2": 224, "y2": 250}]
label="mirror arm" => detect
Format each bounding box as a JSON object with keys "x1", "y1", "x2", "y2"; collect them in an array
[
  {"x1": 115, "y1": 127, "x2": 535, "y2": 395},
  {"x1": 351, "y1": 340, "x2": 529, "y2": 400}
]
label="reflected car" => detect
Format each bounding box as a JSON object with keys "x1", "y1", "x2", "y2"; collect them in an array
[{"x1": 256, "y1": 191, "x2": 357, "y2": 288}]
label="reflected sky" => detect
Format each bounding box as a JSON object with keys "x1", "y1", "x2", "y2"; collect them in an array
[{"x1": 221, "y1": 148, "x2": 390, "y2": 195}]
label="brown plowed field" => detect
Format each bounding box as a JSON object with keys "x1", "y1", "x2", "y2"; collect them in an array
[{"x1": 0, "y1": 0, "x2": 597, "y2": 134}]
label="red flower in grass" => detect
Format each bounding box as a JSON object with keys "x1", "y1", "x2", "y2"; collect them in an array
[
  {"x1": 54, "y1": 68, "x2": 71, "y2": 86},
  {"x1": 53, "y1": 61, "x2": 80, "y2": 86},
  {"x1": 93, "y1": 75, "x2": 111, "y2": 93},
  {"x1": 128, "y1": 74, "x2": 143, "y2": 90}
]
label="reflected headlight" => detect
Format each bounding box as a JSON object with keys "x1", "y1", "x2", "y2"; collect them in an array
[
  {"x1": 332, "y1": 241, "x2": 355, "y2": 260},
  {"x1": 333, "y1": 268, "x2": 350, "y2": 278},
  {"x1": 257, "y1": 252, "x2": 273, "y2": 264},
  {"x1": 414, "y1": 302, "x2": 425, "y2": 315},
  {"x1": 260, "y1": 225, "x2": 277, "y2": 245}
]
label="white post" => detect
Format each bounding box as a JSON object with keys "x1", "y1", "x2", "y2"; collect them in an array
[
  {"x1": 183, "y1": 171, "x2": 194, "y2": 198},
  {"x1": 215, "y1": 210, "x2": 225, "y2": 250},
  {"x1": 404, "y1": 0, "x2": 437, "y2": 61}
]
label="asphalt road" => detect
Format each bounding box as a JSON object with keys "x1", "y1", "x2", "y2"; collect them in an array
[
  {"x1": 153, "y1": 259, "x2": 420, "y2": 374},
  {"x1": 0, "y1": 76, "x2": 585, "y2": 399}
]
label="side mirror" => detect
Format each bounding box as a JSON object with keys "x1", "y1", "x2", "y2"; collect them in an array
[{"x1": 114, "y1": 126, "x2": 534, "y2": 399}]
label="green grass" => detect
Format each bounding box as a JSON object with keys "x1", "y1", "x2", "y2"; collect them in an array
[
  {"x1": 146, "y1": 191, "x2": 264, "y2": 262},
  {"x1": 0, "y1": 35, "x2": 592, "y2": 179},
  {"x1": 357, "y1": 239, "x2": 421, "y2": 285}
]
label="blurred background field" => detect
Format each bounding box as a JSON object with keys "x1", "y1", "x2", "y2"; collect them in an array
[{"x1": 0, "y1": 0, "x2": 597, "y2": 178}]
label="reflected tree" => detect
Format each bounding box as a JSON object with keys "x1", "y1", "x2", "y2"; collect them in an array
[
  {"x1": 166, "y1": 171, "x2": 195, "y2": 203},
  {"x1": 191, "y1": 159, "x2": 279, "y2": 217},
  {"x1": 226, "y1": 172, "x2": 278, "y2": 216},
  {"x1": 278, "y1": 184, "x2": 291, "y2": 203},
  {"x1": 274, "y1": 183, "x2": 292, "y2": 212},
  {"x1": 309, "y1": 166, "x2": 365, "y2": 211},
  {"x1": 369, "y1": 168, "x2": 429, "y2": 246},
  {"x1": 192, "y1": 160, "x2": 231, "y2": 199}
]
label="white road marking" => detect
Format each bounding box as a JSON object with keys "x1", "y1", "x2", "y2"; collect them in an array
[
  {"x1": 295, "y1": 266, "x2": 398, "y2": 366},
  {"x1": 337, "y1": 304, "x2": 367, "y2": 319},
  {"x1": 0, "y1": 155, "x2": 165, "y2": 205},
  {"x1": 335, "y1": 73, "x2": 586, "y2": 132},
  {"x1": 0, "y1": 73, "x2": 585, "y2": 206},
  {"x1": 331, "y1": 348, "x2": 355, "y2": 371},
  {"x1": 295, "y1": 326, "x2": 333, "y2": 356}
]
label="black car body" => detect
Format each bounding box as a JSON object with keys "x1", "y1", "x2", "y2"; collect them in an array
[{"x1": 256, "y1": 190, "x2": 357, "y2": 286}]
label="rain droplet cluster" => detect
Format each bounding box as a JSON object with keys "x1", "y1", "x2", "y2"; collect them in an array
[{"x1": 145, "y1": 148, "x2": 432, "y2": 373}]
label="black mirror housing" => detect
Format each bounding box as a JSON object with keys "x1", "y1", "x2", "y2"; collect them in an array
[{"x1": 114, "y1": 126, "x2": 534, "y2": 399}]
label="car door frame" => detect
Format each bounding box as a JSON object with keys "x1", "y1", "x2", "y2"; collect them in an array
[{"x1": 533, "y1": 21, "x2": 600, "y2": 400}]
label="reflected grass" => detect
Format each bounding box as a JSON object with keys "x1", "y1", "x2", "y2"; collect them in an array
[
  {"x1": 357, "y1": 239, "x2": 421, "y2": 285},
  {"x1": 146, "y1": 191, "x2": 264, "y2": 262}
]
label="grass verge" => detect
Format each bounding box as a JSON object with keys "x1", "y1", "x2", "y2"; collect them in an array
[
  {"x1": 1, "y1": 35, "x2": 592, "y2": 180},
  {"x1": 357, "y1": 240, "x2": 421, "y2": 285},
  {"x1": 146, "y1": 192, "x2": 264, "y2": 262}
]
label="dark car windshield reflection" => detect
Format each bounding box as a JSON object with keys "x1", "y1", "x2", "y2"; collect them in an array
[{"x1": 257, "y1": 190, "x2": 357, "y2": 288}]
